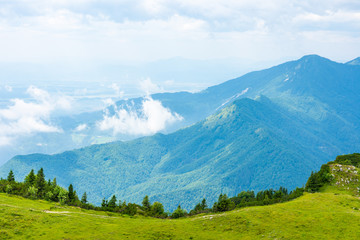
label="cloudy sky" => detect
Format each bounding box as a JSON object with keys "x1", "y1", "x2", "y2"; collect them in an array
[{"x1": 0, "y1": 0, "x2": 359, "y2": 64}]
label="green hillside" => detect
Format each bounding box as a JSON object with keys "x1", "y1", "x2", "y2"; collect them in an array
[
  {"x1": 2, "y1": 154, "x2": 360, "y2": 239},
  {"x1": 1, "y1": 186, "x2": 360, "y2": 239}
]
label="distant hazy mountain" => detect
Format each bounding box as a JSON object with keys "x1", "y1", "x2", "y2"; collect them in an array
[
  {"x1": 114, "y1": 55, "x2": 360, "y2": 130},
  {"x1": 346, "y1": 57, "x2": 360, "y2": 66},
  {"x1": 1, "y1": 55, "x2": 360, "y2": 210}
]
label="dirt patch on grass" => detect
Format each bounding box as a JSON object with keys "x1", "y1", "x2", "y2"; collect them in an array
[{"x1": 43, "y1": 210, "x2": 71, "y2": 214}]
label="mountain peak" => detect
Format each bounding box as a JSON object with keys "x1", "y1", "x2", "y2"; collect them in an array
[
  {"x1": 298, "y1": 54, "x2": 330, "y2": 63},
  {"x1": 346, "y1": 57, "x2": 360, "y2": 66}
]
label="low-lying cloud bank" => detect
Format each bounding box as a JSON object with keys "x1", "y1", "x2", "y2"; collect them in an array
[
  {"x1": 97, "y1": 97, "x2": 183, "y2": 136},
  {"x1": 0, "y1": 86, "x2": 72, "y2": 146}
]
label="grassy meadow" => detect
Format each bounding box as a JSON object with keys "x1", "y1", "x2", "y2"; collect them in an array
[{"x1": 1, "y1": 190, "x2": 360, "y2": 239}]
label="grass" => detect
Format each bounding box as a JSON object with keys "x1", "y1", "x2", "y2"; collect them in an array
[{"x1": 1, "y1": 191, "x2": 360, "y2": 239}]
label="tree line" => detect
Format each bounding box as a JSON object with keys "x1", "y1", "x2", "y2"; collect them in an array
[{"x1": 0, "y1": 168, "x2": 305, "y2": 219}]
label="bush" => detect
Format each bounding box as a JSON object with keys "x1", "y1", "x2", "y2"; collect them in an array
[
  {"x1": 151, "y1": 202, "x2": 166, "y2": 217},
  {"x1": 213, "y1": 194, "x2": 235, "y2": 212},
  {"x1": 171, "y1": 205, "x2": 187, "y2": 219},
  {"x1": 305, "y1": 164, "x2": 332, "y2": 192}
]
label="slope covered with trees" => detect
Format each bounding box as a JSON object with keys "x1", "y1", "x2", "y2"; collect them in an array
[
  {"x1": 0, "y1": 167, "x2": 303, "y2": 218},
  {"x1": 2, "y1": 96, "x2": 357, "y2": 210}
]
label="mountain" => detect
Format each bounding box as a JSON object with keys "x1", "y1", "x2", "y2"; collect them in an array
[
  {"x1": 1, "y1": 55, "x2": 360, "y2": 210},
  {"x1": 346, "y1": 57, "x2": 360, "y2": 66},
  {"x1": 123, "y1": 55, "x2": 360, "y2": 124},
  {"x1": 1, "y1": 55, "x2": 359, "y2": 166},
  {"x1": 1, "y1": 96, "x2": 357, "y2": 210}
]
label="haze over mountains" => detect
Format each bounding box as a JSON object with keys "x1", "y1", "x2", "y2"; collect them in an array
[{"x1": 1, "y1": 55, "x2": 360, "y2": 210}]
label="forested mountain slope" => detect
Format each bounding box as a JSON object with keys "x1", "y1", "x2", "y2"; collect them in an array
[{"x1": 2, "y1": 96, "x2": 358, "y2": 210}]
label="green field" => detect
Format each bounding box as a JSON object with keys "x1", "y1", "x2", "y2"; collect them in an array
[
  {"x1": 2, "y1": 160, "x2": 360, "y2": 239},
  {"x1": 1, "y1": 190, "x2": 360, "y2": 239}
]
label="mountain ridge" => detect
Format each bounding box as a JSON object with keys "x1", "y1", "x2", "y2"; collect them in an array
[
  {"x1": 1, "y1": 55, "x2": 360, "y2": 210},
  {"x1": 0, "y1": 96, "x2": 346, "y2": 210},
  {"x1": 346, "y1": 57, "x2": 360, "y2": 65}
]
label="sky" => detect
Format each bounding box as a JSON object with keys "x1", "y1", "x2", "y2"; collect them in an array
[
  {"x1": 0, "y1": 0, "x2": 359, "y2": 64},
  {"x1": 0, "y1": 0, "x2": 360, "y2": 164}
]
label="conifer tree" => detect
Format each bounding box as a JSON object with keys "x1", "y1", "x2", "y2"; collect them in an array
[
  {"x1": 81, "y1": 192, "x2": 87, "y2": 204},
  {"x1": 52, "y1": 178, "x2": 57, "y2": 189},
  {"x1": 213, "y1": 194, "x2": 233, "y2": 212},
  {"x1": 68, "y1": 184, "x2": 75, "y2": 203},
  {"x1": 142, "y1": 195, "x2": 151, "y2": 211},
  {"x1": 305, "y1": 171, "x2": 320, "y2": 192},
  {"x1": 24, "y1": 169, "x2": 36, "y2": 186},
  {"x1": 263, "y1": 195, "x2": 270, "y2": 205},
  {"x1": 36, "y1": 168, "x2": 46, "y2": 197},
  {"x1": 171, "y1": 204, "x2": 186, "y2": 218},
  {"x1": 108, "y1": 195, "x2": 117, "y2": 209},
  {"x1": 7, "y1": 170, "x2": 15, "y2": 182},
  {"x1": 201, "y1": 198, "x2": 207, "y2": 210},
  {"x1": 101, "y1": 198, "x2": 108, "y2": 208}
]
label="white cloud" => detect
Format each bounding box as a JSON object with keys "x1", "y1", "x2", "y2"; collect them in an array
[
  {"x1": 103, "y1": 98, "x2": 115, "y2": 107},
  {"x1": 139, "y1": 78, "x2": 164, "y2": 95},
  {"x1": 36, "y1": 142, "x2": 48, "y2": 147},
  {"x1": 0, "y1": 136, "x2": 13, "y2": 147},
  {"x1": 109, "y1": 83, "x2": 124, "y2": 98},
  {"x1": 0, "y1": 86, "x2": 73, "y2": 146},
  {"x1": 164, "y1": 80, "x2": 175, "y2": 86},
  {"x1": 0, "y1": 0, "x2": 359, "y2": 63},
  {"x1": 293, "y1": 10, "x2": 360, "y2": 30},
  {"x1": 141, "y1": 0, "x2": 168, "y2": 15},
  {"x1": 97, "y1": 96, "x2": 183, "y2": 136},
  {"x1": 74, "y1": 124, "x2": 88, "y2": 132},
  {"x1": 4, "y1": 85, "x2": 13, "y2": 92}
]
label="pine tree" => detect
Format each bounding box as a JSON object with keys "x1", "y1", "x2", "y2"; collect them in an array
[
  {"x1": 201, "y1": 198, "x2": 207, "y2": 210},
  {"x1": 213, "y1": 194, "x2": 233, "y2": 212},
  {"x1": 108, "y1": 195, "x2": 117, "y2": 209},
  {"x1": 7, "y1": 170, "x2": 15, "y2": 182},
  {"x1": 305, "y1": 171, "x2": 320, "y2": 192},
  {"x1": 142, "y1": 195, "x2": 151, "y2": 211},
  {"x1": 171, "y1": 204, "x2": 186, "y2": 218},
  {"x1": 68, "y1": 184, "x2": 75, "y2": 203},
  {"x1": 193, "y1": 203, "x2": 202, "y2": 212},
  {"x1": 81, "y1": 192, "x2": 87, "y2": 204},
  {"x1": 101, "y1": 198, "x2": 108, "y2": 208},
  {"x1": 263, "y1": 195, "x2": 270, "y2": 205},
  {"x1": 24, "y1": 169, "x2": 36, "y2": 186},
  {"x1": 52, "y1": 178, "x2": 57, "y2": 188},
  {"x1": 36, "y1": 168, "x2": 46, "y2": 198}
]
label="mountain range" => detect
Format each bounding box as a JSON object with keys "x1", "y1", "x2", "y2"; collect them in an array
[{"x1": 1, "y1": 55, "x2": 360, "y2": 210}]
